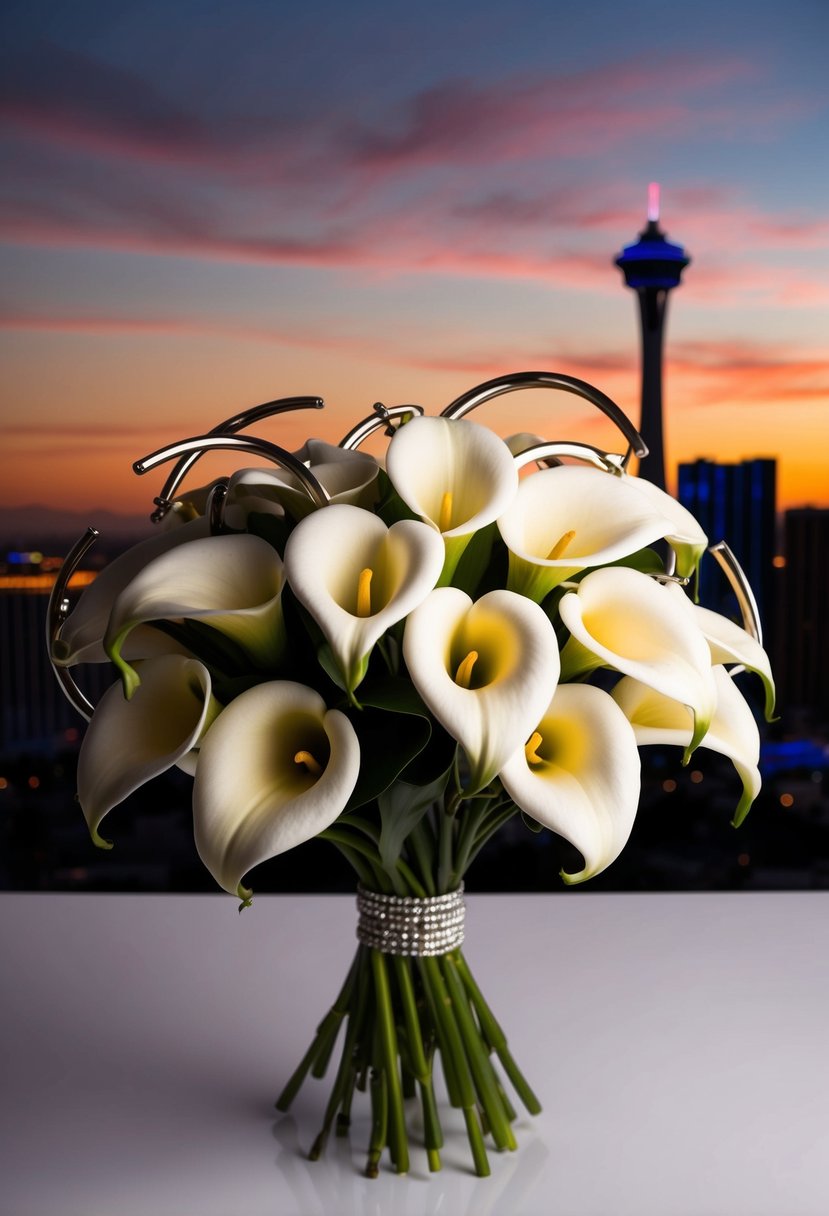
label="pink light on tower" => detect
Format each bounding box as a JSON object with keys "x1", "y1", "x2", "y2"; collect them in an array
[{"x1": 647, "y1": 182, "x2": 660, "y2": 223}]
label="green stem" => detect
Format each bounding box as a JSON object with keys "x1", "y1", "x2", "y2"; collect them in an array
[
  {"x1": 326, "y1": 838, "x2": 375, "y2": 887},
  {"x1": 323, "y1": 827, "x2": 426, "y2": 898},
  {"x1": 437, "y1": 809, "x2": 455, "y2": 894},
  {"x1": 441, "y1": 953, "x2": 515, "y2": 1152},
  {"x1": 406, "y1": 819, "x2": 437, "y2": 897},
  {"x1": 417, "y1": 959, "x2": 462, "y2": 1109},
  {"x1": 321, "y1": 828, "x2": 393, "y2": 890},
  {"x1": 453, "y1": 950, "x2": 541, "y2": 1116},
  {"x1": 465, "y1": 804, "x2": 518, "y2": 870},
  {"x1": 396, "y1": 858, "x2": 427, "y2": 898},
  {"x1": 366, "y1": 1066, "x2": 388, "y2": 1179},
  {"x1": 391, "y1": 956, "x2": 429, "y2": 1081},
  {"x1": 276, "y1": 950, "x2": 359, "y2": 1110},
  {"x1": 419, "y1": 956, "x2": 490, "y2": 1176},
  {"x1": 371, "y1": 950, "x2": 409, "y2": 1173},
  {"x1": 450, "y1": 798, "x2": 497, "y2": 888}
]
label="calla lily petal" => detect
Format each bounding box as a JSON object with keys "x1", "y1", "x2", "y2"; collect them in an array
[
  {"x1": 681, "y1": 591, "x2": 777, "y2": 721},
  {"x1": 612, "y1": 665, "x2": 761, "y2": 826},
  {"x1": 223, "y1": 441, "x2": 380, "y2": 526},
  {"x1": 620, "y1": 473, "x2": 708, "y2": 578},
  {"x1": 497, "y1": 465, "x2": 677, "y2": 602},
  {"x1": 77, "y1": 654, "x2": 217, "y2": 848},
  {"x1": 52, "y1": 517, "x2": 211, "y2": 666},
  {"x1": 284, "y1": 504, "x2": 445, "y2": 693},
  {"x1": 192, "y1": 680, "x2": 360, "y2": 901},
  {"x1": 104, "y1": 534, "x2": 286, "y2": 698},
  {"x1": 403, "y1": 587, "x2": 560, "y2": 794},
  {"x1": 385, "y1": 416, "x2": 518, "y2": 582},
  {"x1": 500, "y1": 684, "x2": 641, "y2": 883},
  {"x1": 559, "y1": 567, "x2": 717, "y2": 762}
]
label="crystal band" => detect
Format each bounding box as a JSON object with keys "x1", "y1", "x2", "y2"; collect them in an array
[{"x1": 356, "y1": 884, "x2": 465, "y2": 956}]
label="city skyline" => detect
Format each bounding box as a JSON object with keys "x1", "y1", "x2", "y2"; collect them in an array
[{"x1": 2, "y1": 0, "x2": 828, "y2": 520}]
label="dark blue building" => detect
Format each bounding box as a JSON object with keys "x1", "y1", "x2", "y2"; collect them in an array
[{"x1": 677, "y1": 457, "x2": 777, "y2": 648}]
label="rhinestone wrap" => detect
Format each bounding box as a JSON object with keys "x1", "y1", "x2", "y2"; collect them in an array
[{"x1": 356, "y1": 884, "x2": 465, "y2": 956}]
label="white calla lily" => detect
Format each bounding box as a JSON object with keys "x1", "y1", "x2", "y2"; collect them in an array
[
  {"x1": 385, "y1": 416, "x2": 518, "y2": 583},
  {"x1": 497, "y1": 465, "x2": 677, "y2": 602},
  {"x1": 193, "y1": 680, "x2": 360, "y2": 903},
  {"x1": 612, "y1": 665, "x2": 761, "y2": 826},
  {"x1": 680, "y1": 591, "x2": 776, "y2": 721},
  {"x1": 284, "y1": 504, "x2": 445, "y2": 694},
  {"x1": 104, "y1": 534, "x2": 286, "y2": 699},
  {"x1": 500, "y1": 684, "x2": 641, "y2": 884},
  {"x1": 52, "y1": 517, "x2": 211, "y2": 666},
  {"x1": 224, "y1": 440, "x2": 380, "y2": 527},
  {"x1": 403, "y1": 587, "x2": 560, "y2": 794},
  {"x1": 160, "y1": 482, "x2": 226, "y2": 530},
  {"x1": 559, "y1": 567, "x2": 717, "y2": 762},
  {"x1": 620, "y1": 473, "x2": 708, "y2": 578},
  {"x1": 77, "y1": 654, "x2": 219, "y2": 848}
]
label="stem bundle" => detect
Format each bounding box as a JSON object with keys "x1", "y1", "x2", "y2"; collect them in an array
[{"x1": 276, "y1": 937, "x2": 539, "y2": 1177}]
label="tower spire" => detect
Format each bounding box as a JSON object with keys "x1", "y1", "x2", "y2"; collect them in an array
[{"x1": 615, "y1": 185, "x2": 690, "y2": 492}]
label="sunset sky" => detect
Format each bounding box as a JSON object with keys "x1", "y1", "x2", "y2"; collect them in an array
[{"x1": 2, "y1": 0, "x2": 828, "y2": 524}]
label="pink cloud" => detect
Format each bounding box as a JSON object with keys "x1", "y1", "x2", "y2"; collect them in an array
[
  {"x1": 665, "y1": 341, "x2": 829, "y2": 405},
  {"x1": 6, "y1": 312, "x2": 824, "y2": 412},
  {"x1": 1, "y1": 44, "x2": 803, "y2": 191},
  {"x1": 340, "y1": 55, "x2": 769, "y2": 173}
]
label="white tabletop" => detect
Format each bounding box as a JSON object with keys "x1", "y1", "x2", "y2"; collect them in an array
[{"x1": 1, "y1": 892, "x2": 827, "y2": 1216}]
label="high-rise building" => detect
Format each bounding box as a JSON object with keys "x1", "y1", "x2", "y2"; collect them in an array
[
  {"x1": 0, "y1": 586, "x2": 110, "y2": 756},
  {"x1": 615, "y1": 183, "x2": 690, "y2": 492},
  {"x1": 676, "y1": 457, "x2": 777, "y2": 645},
  {"x1": 780, "y1": 508, "x2": 829, "y2": 720}
]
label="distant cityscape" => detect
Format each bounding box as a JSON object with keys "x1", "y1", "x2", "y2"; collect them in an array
[{"x1": 2, "y1": 469, "x2": 828, "y2": 895}]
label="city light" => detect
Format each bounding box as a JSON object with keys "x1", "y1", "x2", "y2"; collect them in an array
[
  {"x1": 780, "y1": 793, "x2": 795, "y2": 807},
  {"x1": 690, "y1": 770, "x2": 704, "y2": 784}
]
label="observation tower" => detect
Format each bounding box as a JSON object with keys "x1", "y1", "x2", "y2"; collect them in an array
[{"x1": 615, "y1": 183, "x2": 690, "y2": 491}]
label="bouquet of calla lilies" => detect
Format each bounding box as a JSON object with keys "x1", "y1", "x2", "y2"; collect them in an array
[{"x1": 50, "y1": 372, "x2": 775, "y2": 1178}]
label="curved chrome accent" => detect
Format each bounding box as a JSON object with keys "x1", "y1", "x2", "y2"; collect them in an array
[
  {"x1": 46, "y1": 527, "x2": 99, "y2": 721},
  {"x1": 206, "y1": 480, "x2": 229, "y2": 534},
  {"x1": 440, "y1": 371, "x2": 647, "y2": 468},
  {"x1": 135, "y1": 435, "x2": 330, "y2": 510},
  {"x1": 150, "y1": 396, "x2": 323, "y2": 522},
  {"x1": 708, "y1": 541, "x2": 762, "y2": 645},
  {"x1": 511, "y1": 439, "x2": 624, "y2": 474},
  {"x1": 339, "y1": 402, "x2": 425, "y2": 451}
]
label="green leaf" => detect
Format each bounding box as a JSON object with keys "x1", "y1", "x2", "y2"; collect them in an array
[
  {"x1": 317, "y1": 642, "x2": 348, "y2": 692},
  {"x1": 602, "y1": 546, "x2": 665, "y2": 575},
  {"x1": 359, "y1": 675, "x2": 432, "y2": 718},
  {"x1": 374, "y1": 469, "x2": 419, "y2": 527},
  {"x1": 399, "y1": 721, "x2": 456, "y2": 787},
  {"x1": 343, "y1": 678, "x2": 437, "y2": 811},
  {"x1": 151, "y1": 618, "x2": 253, "y2": 674},
  {"x1": 378, "y1": 766, "x2": 452, "y2": 870},
  {"x1": 449, "y1": 521, "x2": 496, "y2": 596}
]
